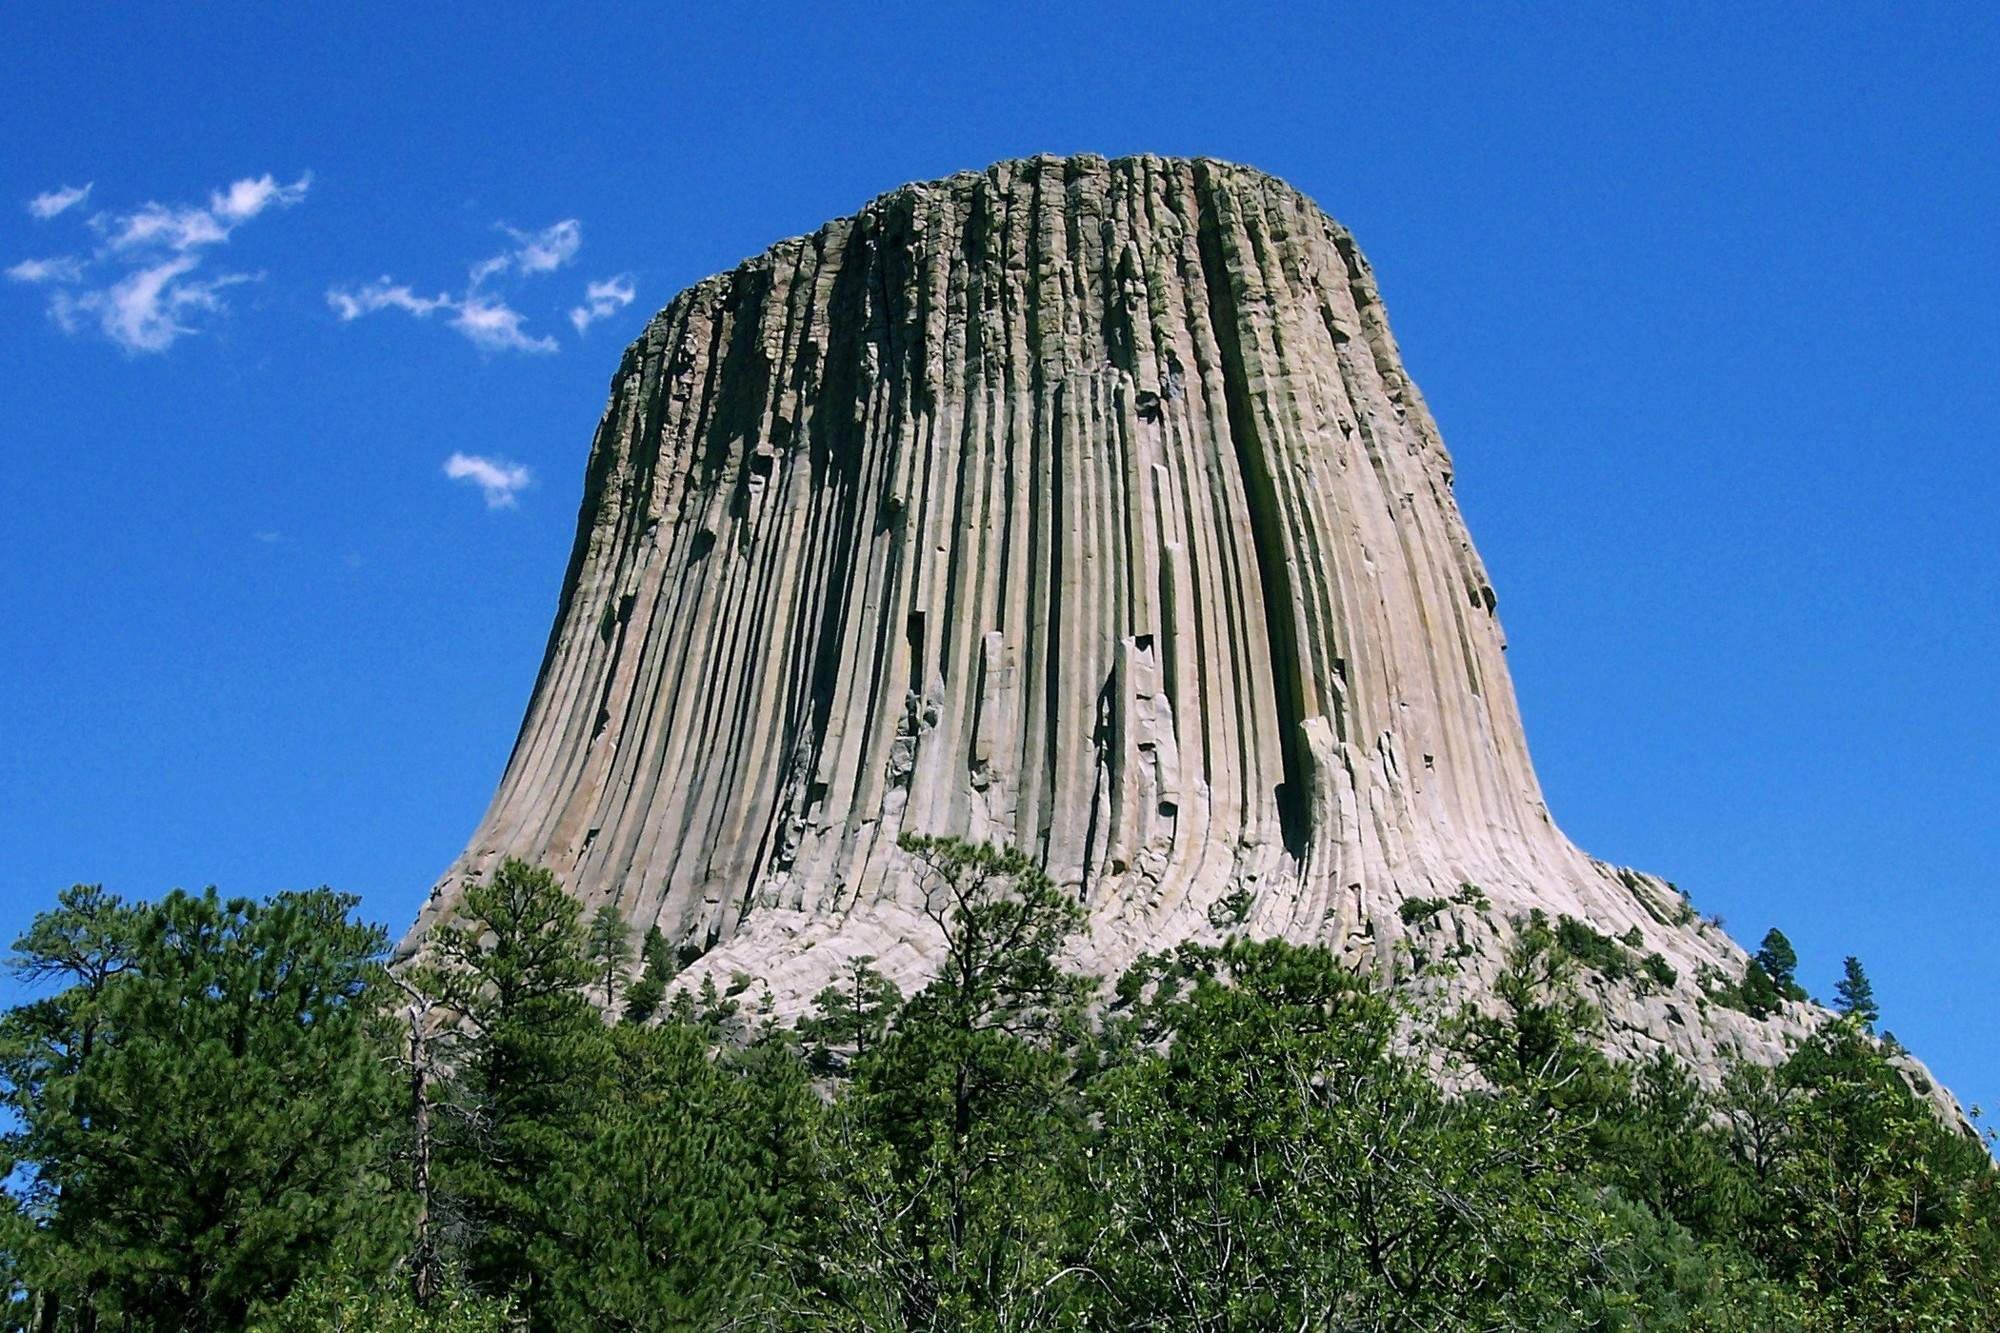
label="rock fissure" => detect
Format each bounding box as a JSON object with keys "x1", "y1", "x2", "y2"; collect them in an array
[{"x1": 1196, "y1": 181, "x2": 1311, "y2": 864}]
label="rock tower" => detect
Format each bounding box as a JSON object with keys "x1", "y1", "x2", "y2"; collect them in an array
[{"x1": 407, "y1": 154, "x2": 1809, "y2": 1071}]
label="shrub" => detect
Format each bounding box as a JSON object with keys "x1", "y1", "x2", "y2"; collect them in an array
[{"x1": 1399, "y1": 896, "x2": 1447, "y2": 926}]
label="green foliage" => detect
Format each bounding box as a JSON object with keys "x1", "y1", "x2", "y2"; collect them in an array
[
  {"x1": 1553, "y1": 910, "x2": 1636, "y2": 980},
  {"x1": 1702, "y1": 957, "x2": 1790, "y2": 1021},
  {"x1": 621, "y1": 923, "x2": 676, "y2": 1025},
  {"x1": 250, "y1": 1271, "x2": 516, "y2": 1332},
  {"x1": 796, "y1": 834, "x2": 1095, "y2": 1327},
  {"x1": 1756, "y1": 926, "x2": 1800, "y2": 991},
  {"x1": 1, "y1": 886, "x2": 404, "y2": 1331},
  {"x1": 528, "y1": 1021, "x2": 813, "y2": 1328},
  {"x1": 1397, "y1": 895, "x2": 1446, "y2": 925},
  {"x1": 1836, "y1": 954, "x2": 1880, "y2": 1027},
  {"x1": 798, "y1": 955, "x2": 902, "y2": 1075},
  {"x1": 584, "y1": 901, "x2": 634, "y2": 1007},
  {"x1": 1743, "y1": 1018, "x2": 1999, "y2": 1326},
  {"x1": 1455, "y1": 913, "x2": 1620, "y2": 1114},
  {"x1": 1094, "y1": 938, "x2": 1601, "y2": 1328},
  {"x1": 1738, "y1": 959, "x2": 1785, "y2": 1019},
  {"x1": 7, "y1": 853, "x2": 1996, "y2": 1331},
  {"x1": 1602, "y1": 1051, "x2": 1750, "y2": 1241},
  {"x1": 895, "y1": 834, "x2": 1087, "y2": 1038},
  {"x1": 418, "y1": 858, "x2": 611, "y2": 1318}
]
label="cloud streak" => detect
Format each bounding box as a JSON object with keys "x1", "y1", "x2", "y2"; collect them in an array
[
  {"x1": 327, "y1": 279, "x2": 454, "y2": 320},
  {"x1": 93, "y1": 172, "x2": 310, "y2": 254},
  {"x1": 330, "y1": 217, "x2": 579, "y2": 355},
  {"x1": 497, "y1": 219, "x2": 581, "y2": 277},
  {"x1": 570, "y1": 274, "x2": 636, "y2": 333},
  {"x1": 7, "y1": 172, "x2": 310, "y2": 352},
  {"x1": 52, "y1": 256, "x2": 256, "y2": 354},
  {"x1": 27, "y1": 183, "x2": 92, "y2": 220},
  {"x1": 450, "y1": 295, "x2": 558, "y2": 354},
  {"x1": 6, "y1": 256, "x2": 85, "y2": 284},
  {"x1": 444, "y1": 451, "x2": 533, "y2": 508},
  {"x1": 326, "y1": 280, "x2": 556, "y2": 354}
]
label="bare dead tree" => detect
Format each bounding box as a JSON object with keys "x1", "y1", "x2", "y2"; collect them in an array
[{"x1": 391, "y1": 973, "x2": 441, "y2": 1310}]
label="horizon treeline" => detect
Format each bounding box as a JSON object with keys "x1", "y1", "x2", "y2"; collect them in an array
[{"x1": 2, "y1": 840, "x2": 1996, "y2": 1331}]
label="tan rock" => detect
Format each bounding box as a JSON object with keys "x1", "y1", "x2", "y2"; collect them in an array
[{"x1": 403, "y1": 155, "x2": 1922, "y2": 1090}]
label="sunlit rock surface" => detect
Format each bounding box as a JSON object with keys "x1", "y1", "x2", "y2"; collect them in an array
[{"x1": 406, "y1": 154, "x2": 1910, "y2": 1084}]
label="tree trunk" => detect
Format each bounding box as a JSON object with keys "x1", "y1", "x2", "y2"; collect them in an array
[{"x1": 400, "y1": 987, "x2": 439, "y2": 1310}]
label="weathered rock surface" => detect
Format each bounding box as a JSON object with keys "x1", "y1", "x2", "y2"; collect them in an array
[{"x1": 404, "y1": 154, "x2": 1856, "y2": 1077}]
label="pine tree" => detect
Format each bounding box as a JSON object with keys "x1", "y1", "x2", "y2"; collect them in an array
[
  {"x1": 1754, "y1": 928, "x2": 1799, "y2": 994},
  {"x1": 1, "y1": 887, "x2": 404, "y2": 1330},
  {"x1": 799, "y1": 955, "x2": 902, "y2": 1074},
  {"x1": 1738, "y1": 960, "x2": 1784, "y2": 1019},
  {"x1": 419, "y1": 859, "x2": 610, "y2": 1319},
  {"x1": 583, "y1": 902, "x2": 634, "y2": 1008},
  {"x1": 0, "y1": 884, "x2": 143, "y2": 1327},
  {"x1": 1451, "y1": 910, "x2": 1619, "y2": 1116},
  {"x1": 811, "y1": 836, "x2": 1092, "y2": 1324},
  {"x1": 1093, "y1": 938, "x2": 1603, "y2": 1329},
  {"x1": 621, "y1": 925, "x2": 675, "y2": 1025},
  {"x1": 1834, "y1": 955, "x2": 1879, "y2": 1027},
  {"x1": 531, "y1": 1019, "x2": 811, "y2": 1326}
]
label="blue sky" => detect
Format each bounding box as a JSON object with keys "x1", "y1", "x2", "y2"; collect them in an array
[{"x1": 2, "y1": 4, "x2": 1994, "y2": 1116}]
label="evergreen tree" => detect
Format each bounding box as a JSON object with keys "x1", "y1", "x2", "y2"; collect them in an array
[
  {"x1": 807, "y1": 835, "x2": 1093, "y2": 1326},
  {"x1": 1835, "y1": 955, "x2": 1880, "y2": 1027},
  {"x1": 1738, "y1": 959, "x2": 1785, "y2": 1019},
  {"x1": 798, "y1": 955, "x2": 902, "y2": 1075},
  {"x1": 1747, "y1": 1018, "x2": 1997, "y2": 1326},
  {"x1": 9, "y1": 856, "x2": 1999, "y2": 1330},
  {"x1": 1, "y1": 887, "x2": 403, "y2": 1330},
  {"x1": 620, "y1": 925, "x2": 675, "y2": 1026},
  {"x1": 251, "y1": 1269, "x2": 515, "y2": 1332},
  {"x1": 0, "y1": 884, "x2": 142, "y2": 1329},
  {"x1": 1603, "y1": 1051, "x2": 1750, "y2": 1242},
  {"x1": 1452, "y1": 911, "x2": 1622, "y2": 1118},
  {"x1": 583, "y1": 902, "x2": 634, "y2": 1008},
  {"x1": 419, "y1": 859, "x2": 610, "y2": 1323},
  {"x1": 1755, "y1": 927, "x2": 1802, "y2": 998},
  {"x1": 532, "y1": 1019, "x2": 815, "y2": 1327},
  {"x1": 1094, "y1": 938, "x2": 1600, "y2": 1328}
]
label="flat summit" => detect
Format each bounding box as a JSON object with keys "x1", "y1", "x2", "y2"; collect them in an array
[{"x1": 408, "y1": 154, "x2": 1850, "y2": 1077}]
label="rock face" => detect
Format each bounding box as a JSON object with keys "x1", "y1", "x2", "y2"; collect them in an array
[{"x1": 405, "y1": 154, "x2": 1809, "y2": 1072}]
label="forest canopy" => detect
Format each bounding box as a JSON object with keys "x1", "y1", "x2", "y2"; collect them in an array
[{"x1": 3, "y1": 843, "x2": 1995, "y2": 1331}]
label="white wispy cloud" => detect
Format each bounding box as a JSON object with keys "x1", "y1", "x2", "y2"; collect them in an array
[
  {"x1": 8, "y1": 171, "x2": 310, "y2": 352},
  {"x1": 210, "y1": 173, "x2": 310, "y2": 224},
  {"x1": 444, "y1": 451, "x2": 533, "y2": 508},
  {"x1": 505, "y1": 219, "x2": 581, "y2": 274},
  {"x1": 97, "y1": 201, "x2": 230, "y2": 253},
  {"x1": 325, "y1": 281, "x2": 555, "y2": 354},
  {"x1": 6, "y1": 256, "x2": 85, "y2": 284},
  {"x1": 52, "y1": 256, "x2": 256, "y2": 353},
  {"x1": 451, "y1": 295, "x2": 558, "y2": 354},
  {"x1": 569, "y1": 274, "x2": 636, "y2": 333},
  {"x1": 27, "y1": 183, "x2": 92, "y2": 220},
  {"x1": 327, "y1": 279, "x2": 454, "y2": 321},
  {"x1": 94, "y1": 172, "x2": 310, "y2": 254},
  {"x1": 468, "y1": 219, "x2": 581, "y2": 287},
  {"x1": 331, "y1": 216, "x2": 577, "y2": 354}
]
